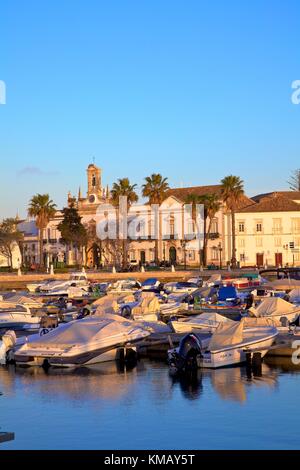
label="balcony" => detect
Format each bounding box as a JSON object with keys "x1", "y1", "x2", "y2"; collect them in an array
[{"x1": 208, "y1": 232, "x2": 220, "y2": 240}]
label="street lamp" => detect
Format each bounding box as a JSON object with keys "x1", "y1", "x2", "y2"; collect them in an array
[{"x1": 218, "y1": 242, "x2": 222, "y2": 270}]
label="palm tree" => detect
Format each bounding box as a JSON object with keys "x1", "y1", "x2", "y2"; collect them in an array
[
  {"x1": 221, "y1": 175, "x2": 244, "y2": 268},
  {"x1": 185, "y1": 193, "x2": 221, "y2": 266},
  {"x1": 28, "y1": 194, "x2": 57, "y2": 268},
  {"x1": 142, "y1": 174, "x2": 169, "y2": 265},
  {"x1": 110, "y1": 178, "x2": 138, "y2": 269}
]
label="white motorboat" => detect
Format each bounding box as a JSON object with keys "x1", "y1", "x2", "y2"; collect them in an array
[
  {"x1": 168, "y1": 321, "x2": 278, "y2": 370},
  {"x1": 140, "y1": 278, "x2": 162, "y2": 292},
  {"x1": 170, "y1": 312, "x2": 232, "y2": 333},
  {"x1": 108, "y1": 279, "x2": 141, "y2": 294},
  {"x1": 27, "y1": 278, "x2": 56, "y2": 293},
  {"x1": 0, "y1": 303, "x2": 43, "y2": 330},
  {"x1": 246, "y1": 297, "x2": 300, "y2": 325},
  {"x1": 164, "y1": 281, "x2": 199, "y2": 295},
  {"x1": 95, "y1": 292, "x2": 161, "y2": 322},
  {"x1": 1, "y1": 294, "x2": 44, "y2": 310},
  {"x1": 39, "y1": 272, "x2": 89, "y2": 296},
  {"x1": 160, "y1": 292, "x2": 192, "y2": 316},
  {"x1": 14, "y1": 314, "x2": 150, "y2": 367}
]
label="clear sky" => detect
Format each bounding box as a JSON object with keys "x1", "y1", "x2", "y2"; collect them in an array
[{"x1": 1, "y1": 0, "x2": 300, "y2": 218}]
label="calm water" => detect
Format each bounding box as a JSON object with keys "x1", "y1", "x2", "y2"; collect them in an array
[{"x1": 0, "y1": 358, "x2": 300, "y2": 450}]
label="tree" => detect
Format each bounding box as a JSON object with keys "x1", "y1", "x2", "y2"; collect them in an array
[
  {"x1": 142, "y1": 173, "x2": 169, "y2": 265},
  {"x1": 57, "y1": 205, "x2": 87, "y2": 265},
  {"x1": 221, "y1": 175, "x2": 244, "y2": 268},
  {"x1": 0, "y1": 218, "x2": 23, "y2": 268},
  {"x1": 110, "y1": 178, "x2": 138, "y2": 269},
  {"x1": 288, "y1": 169, "x2": 300, "y2": 191},
  {"x1": 28, "y1": 194, "x2": 57, "y2": 268},
  {"x1": 185, "y1": 193, "x2": 221, "y2": 266}
]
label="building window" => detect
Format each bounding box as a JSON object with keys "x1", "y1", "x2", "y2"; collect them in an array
[
  {"x1": 188, "y1": 251, "x2": 195, "y2": 261},
  {"x1": 240, "y1": 253, "x2": 245, "y2": 262},
  {"x1": 291, "y1": 218, "x2": 300, "y2": 234},
  {"x1": 238, "y1": 222, "x2": 245, "y2": 233},
  {"x1": 238, "y1": 238, "x2": 245, "y2": 248},
  {"x1": 170, "y1": 216, "x2": 175, "y2": 237},
  {"x1": 256, "y1": 237, "x2": 263, "y2": 247},
  {"x1": 256, "y1": 222, "x2": 262, "y2": 233},
  {"x1": 211, "y1": 219, "x2": 218, "y2": 234},
  {"x1": 294, "y1": 252, "x2": 300, "y2": 262},
  {"x1": 273, "y1": 218, "x2": 282, "y2": 234},
  {"x1": 274, "y1": 237, "x2": 282, "y2": 247},
  {"x1": 211, "y1": 248, "x2": 219, "y2": 260}
]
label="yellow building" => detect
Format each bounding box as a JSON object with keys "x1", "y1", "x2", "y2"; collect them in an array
[{"x1": 232, "y1": 192, "x2": 300, "y2": 267}]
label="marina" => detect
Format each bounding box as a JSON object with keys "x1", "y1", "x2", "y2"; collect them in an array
[{"x1": 1, "y1": 269, "x2": 300, "y2": 448}]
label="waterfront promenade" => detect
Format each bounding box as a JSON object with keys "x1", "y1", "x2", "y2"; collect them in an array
[{"x1": 0, "y1": 268, "x2": 258, "y2": 290}]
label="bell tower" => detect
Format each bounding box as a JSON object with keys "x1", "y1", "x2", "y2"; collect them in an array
[{"x1": 87, "y1": 163, "x2": 102, "y2": 200}]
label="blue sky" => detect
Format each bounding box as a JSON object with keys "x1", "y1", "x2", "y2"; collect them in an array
[{"x1": 0, "y1": 0, "x2": 300, "y2": 218}]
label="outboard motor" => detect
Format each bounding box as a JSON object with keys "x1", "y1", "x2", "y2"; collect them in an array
[
  {"x1": 0, "y1": 330, "x2": 17, "y2": 365},
  {"x1": 169, "y1": 334, "x2": 203, "y2": 374}
]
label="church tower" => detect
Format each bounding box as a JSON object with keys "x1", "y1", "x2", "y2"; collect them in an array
[{"x1": 87, "y1": 163, "x2": 102, "y2": 201}]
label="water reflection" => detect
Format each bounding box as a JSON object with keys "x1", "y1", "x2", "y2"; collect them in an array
[
  {"x1": 171, "y1": 370, "x2": 203, "y2": 400},
  {"x1": 170, "y1": 363, "x2": 280, "y2": 402},
  {"x1": 0, "y1": 362, "x2": 144, "y2": 402},
  {"x1": 0, "y1": 356, "x2": 300, "y2": 407}
]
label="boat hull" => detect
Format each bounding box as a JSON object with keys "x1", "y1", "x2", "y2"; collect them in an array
[
  {"x1": 14, "y1": 343, "x2": 137, "y2": 367},
  {"x1": 200, "y1": 334, "x2": 277, "y2": 368}
]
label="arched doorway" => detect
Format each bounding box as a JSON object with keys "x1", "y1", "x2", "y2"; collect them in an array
[
  {"x1": 140, "y1": 250, "x2": 146, "y2": 265},
  {"x1": 169, "y1": 246, "x2": 177, "y2": 264}
]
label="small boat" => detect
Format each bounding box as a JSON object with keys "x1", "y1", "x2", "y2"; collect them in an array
[
  {"x1": 170, "y1": 312, "x2": 232, "y2": 334},
  {"x1": 14, "y1": 314, "x2": 150, "y2": 367},
  {"x1": 108, "y1": 279, "x2": 141, "y2": 294},
  {"x1": 164, "y1": 281, "x2": 199, "y2": 295},
  {"x1": 246, "y1": 297, "x2": 300, "y2": 325},
  {"x1": 168, "y1": 321, "x2": 278, "y2": 370},
  {"x1": 39, "y1": 272, "x2": 90, "y2": 296},
  {"x1": 0, "y1": 303, "x2": 43, "y2": 331},
  {"x1": 141, "y1": 278, "x2": 162, "y2": 292},
  {"x1": 223, "y1": 274, "x2": 262, "y2": 290},
  {"x1": 198, "y1": 286, "x2": 245, "y2": 319},
  {"x1": 160, "y1": 292, "x2": 192, "y2": 317},
  {"x1": 27, "y1": 278, "x2": 56, "y2": 293}
]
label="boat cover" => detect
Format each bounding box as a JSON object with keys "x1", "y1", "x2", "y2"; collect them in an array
[
  {"x1": 218, "y1": 286, "x2": 238, "y2": 301},
  {"x1": 193, "y1": 312, "x2": 233, "y2": 324},
  {"x1": 241, "y1": 316, "x2": 276, "y2": 327},
  {"x1": 248, "y1": 297, "x2": 298, "y2": 317},
  {"x1": 26, "y1": 315, "x2": 145, "y2": 349},
  {"x1": 2, "y1": 294, "x2": 43, "y2": 308},
  {"x1": 207, "y1": 274, "x2": 221, "y2": 283},
  {"x1": 263, "y1": 279, "x2": 300, "y2": 290},
  {"x1": 132, "y1": 292, "x2": 160, "y2": 316},
  {"x1": 94, "y1": 295, "x2": 127, "y2": 315},
  {"x1": 288, "y1": 288, "x2": 300, "y2": 303},
  {"x1": 208, "y1": 321, "x2": 244, "y2": 351},
  {"x1": 196, "y1": 286, "x2": 218, "y2": 299}
]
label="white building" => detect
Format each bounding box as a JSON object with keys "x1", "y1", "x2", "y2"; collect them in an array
[{"x1": 232, "y1": 192, "x2": 300, "y2": 267}]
